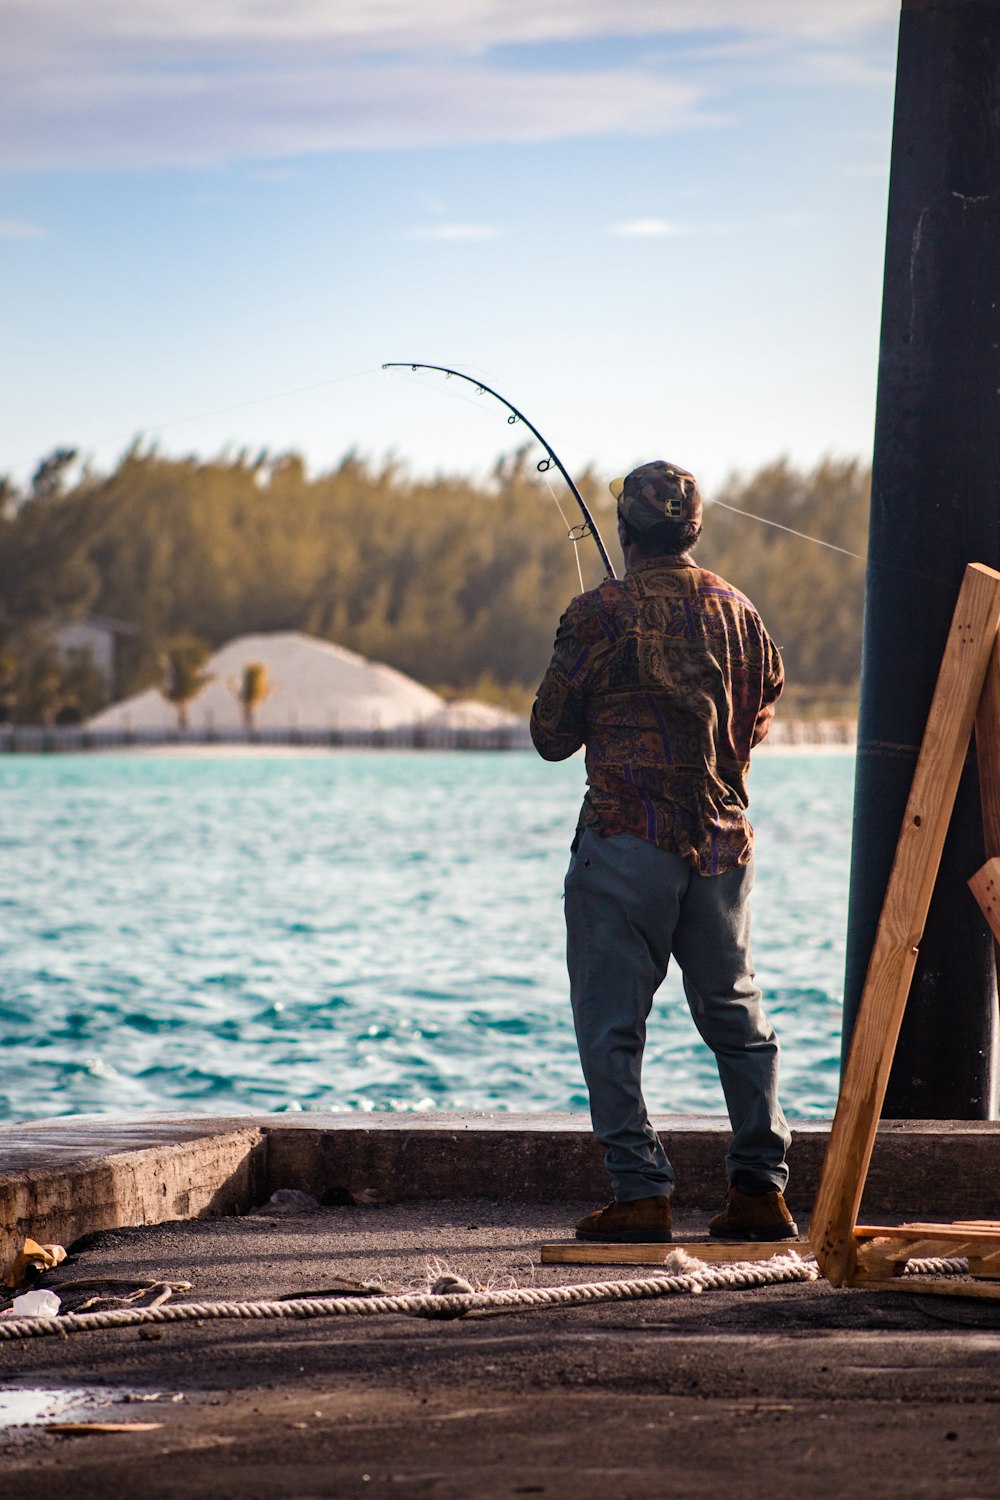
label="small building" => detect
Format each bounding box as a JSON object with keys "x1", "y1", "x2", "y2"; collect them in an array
[{"x1": 49, "y1": 614, "x2": 137, "y2": 699}]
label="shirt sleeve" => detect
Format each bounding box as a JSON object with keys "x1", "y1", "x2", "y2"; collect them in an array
[
  {"x1": 751, "y1": 630, "x2": 784, "y2": 747},
  {"x1": 529, "y1": 598, "x2": 593, "y2": 762}
]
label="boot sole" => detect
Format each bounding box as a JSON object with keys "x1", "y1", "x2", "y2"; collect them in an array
[
  {"x1": 708, "y1": 1223, "x2": 800, "y2": 1242},
  {"x1": 575, "y1": 1229, "x2": 673, "y2": 1244}
]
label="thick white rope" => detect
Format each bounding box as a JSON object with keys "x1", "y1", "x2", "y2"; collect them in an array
[
  {"x1": 903, "y1": 1256, "x2": 968, "y2": 1276},
  {"x1": 0, "y1": 1249, "x2": 972, "y2": 1342},
  {"x1": 0, "y1": 1251, "x2": 817, "y2": 1341}
]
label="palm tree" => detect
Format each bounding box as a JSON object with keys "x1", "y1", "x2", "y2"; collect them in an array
[
  {"x1": 0, "y1": 651, "x2": 18, "y2": 724},
  {"x1": 161, "y1": 635, "x2": 212, "y2": 731},
  {"x1": 234, "y1": 661, "x2": 270, "y2": 734}
]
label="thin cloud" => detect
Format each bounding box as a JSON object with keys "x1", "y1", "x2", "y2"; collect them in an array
[
  {"x1": 610, "y1": 210, "x2": 815, "y2": 239},
  {"x1": 414, "y1": 192, "x2": 448, "y2": 215},
  {"x1": 406, "y1": 223, "x2": 501, "y2": 241},
  {"x1": 0, "y1": 65, "x2": 716, "y2": 171},
  {"x1": 0, "y1": 218, "x2": 48, "y2": 239},
  {"x1": 1, "y1": 1, "x2": 895, "y2": 172},
  {"x1": 4, "y1": 2, "x2": 899, "y2": 57},
  {"x1": 610, "y1": 219, "x2": 680, "y2": 238}
]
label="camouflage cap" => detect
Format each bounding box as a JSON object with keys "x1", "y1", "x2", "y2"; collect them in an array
[{"x1": 609, "y1": 461, "x2": 703, "y2": 535}]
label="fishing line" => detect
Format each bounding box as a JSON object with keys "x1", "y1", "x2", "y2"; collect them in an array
[
  {"x1": 706, "y1": 498, "x2": 863, "y2": 560},
  {"x1": 542, "y1": 472, "x2": 586, "y2": 594},
  {"x1": 386, "y1": 369, "x2": 863, "y2": 567},
  {"x1": 383, "y1": 363, "x2": 616, "y2": 579},
  {"x1": 38, "y1": 349, "x2": 863, "y2": 575},
  {"x1": 385, "y1": 364, "x2": 597, "y2": 590},
  {"x1": 703, "y1": 499, "x2": 957, "y2": 591},
  {"x1": 18, "y1": 349, "x2": 947, "y2": 591},
  {"x1": 385, "y1": 365, "x2": 588, "y2": 588},
  {"x1": 383, "y1": 370, "x2": 515, "y2": 433},
  {"x1": 410, "y1": 395, "x2": 861, "y2": 569},
  {"x1": 14, "y1": 367, "x2": 382, "y2": 469}
]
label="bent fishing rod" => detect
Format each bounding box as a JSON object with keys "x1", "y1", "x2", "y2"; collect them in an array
[{"x1": 382, "y1": 363, "x2": 617, "y2": 579}]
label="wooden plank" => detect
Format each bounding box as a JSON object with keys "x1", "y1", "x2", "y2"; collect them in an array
[
  {"x1": 853, "y1": 1224, "x2": 1000, "y2": 1281},
  {"x1": 853, "y1": 1277, "x2": 1000, "y2": 1301},
  {"x1": 539, "y1": 1240, "x2": 803, "y2": 1266},
  {"x1": 809, "y1": 563, "x2": 1000, "y2": 1287},
  {"x1": 861, "y1": 1223, "x2": 1000, "y2": 1244},
  {"x1": 975, "y1": 634, "x2": 1000, "y2": 978},
  {"x1": 860, "y1": 1234, "x2": 999, "y2": 1259},
  {"x1": 856, "y1": 1227, "x2": 1000, "y2": 1258},
  {"x1": 852, "y1": 1238, "x2": 908, "y2": 1279},
  {"x1": 856, "y1": 1241, "x2": 989, "y2": 1281},
  {"x1": 968, "y1": 858, "x2": 1000, "y2": 944},
  {"x1": 966, "y1": 1257, "x2": 1000, "y2": 1279}
]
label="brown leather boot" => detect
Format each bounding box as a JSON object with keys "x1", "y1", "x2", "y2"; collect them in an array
[
  {"x1": 575, "y1": 1195, "x2": 672, "y2": 1243},
  {"x1": 708, "y1": 1186, "x2": 799, "y2": 1241}
]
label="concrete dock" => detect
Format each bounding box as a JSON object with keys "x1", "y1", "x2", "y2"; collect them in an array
[
  {"x1": 1, "y1": 1113, "x2": 1000, "y2": 1498},
  {"x1": 4, "y1": 1111, "x2": 1000, "y2": 1275}
]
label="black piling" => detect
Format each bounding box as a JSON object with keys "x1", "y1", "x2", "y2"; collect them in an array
[{"x1": 843, "y1": 0, "x2": 1000, "y2": 1117}]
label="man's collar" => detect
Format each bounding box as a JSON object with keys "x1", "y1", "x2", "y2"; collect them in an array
[{"x1": 625, "y1": 553, "x2": 697, "y2": 577}]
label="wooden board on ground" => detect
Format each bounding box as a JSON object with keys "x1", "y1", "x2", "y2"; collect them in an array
[
  {"x1": 852, "y1": 1277, "x2": 1000, "y2": 1302},
  {"x1": 808, "y1": 563, "x2": 1000, "y2": 1287},
  {"x1": 848, "y1": 1219, "x2": 1000, "y2": 1286},
  {"x1": 852, "y1": 1224, "x2": 1000, "y2": 1280},
  {"x1": 858, "y1": 1223, "x2": 1000, "y2": 1243},
  {"x1": 540, "y1": 1240, "x2": 805, "y2": 1266}
]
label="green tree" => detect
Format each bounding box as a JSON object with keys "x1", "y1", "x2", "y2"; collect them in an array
[
  {"x1": 697, "y1": 458, "x2": 868, "y2": 714},
  {"x1": 57, "y1": 647, "x2": 108, "y2": 724},
  {"x1": 30, "y1": 447, "x2": 78, "y2": 503},
  {"x1": 0, "y1": 443, "x2": 871, "y2": 721},
  {"x1": 15, "y1": 642, "x2": 66, "y2": 727},
  {"x1": 0, "y1": 650, "x2": 16, "y2": 723},
  {"x1": 161, "y1": 634, "x2": 212, "y2": 730},
  {"x1": 233, "y1": 661, "x2": 270, "y2": 732}
]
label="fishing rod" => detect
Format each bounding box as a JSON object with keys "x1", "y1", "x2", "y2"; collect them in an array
[{"x1": 382, "y1": 363, "x2": 617, "y2": 579}]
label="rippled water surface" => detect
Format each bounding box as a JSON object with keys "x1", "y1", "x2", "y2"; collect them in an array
[{"x1": 0, "y1": 750, "x2": 852, "y2": 1121}]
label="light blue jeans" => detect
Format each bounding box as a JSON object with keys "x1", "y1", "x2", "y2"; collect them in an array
[{"x1": 565, "y1": 827, "x2": 791, "y2": 1202}]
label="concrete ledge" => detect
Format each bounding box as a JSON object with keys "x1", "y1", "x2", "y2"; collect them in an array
[
  {"x1": 265, "y1": 1113, "x2": 757, "y2": 1207},
  {"x1": 261, "y1": 1114, "x2": 1000, "y2": 1221},
  {"x1": 0, "y1": 1119, "x2": 268, "y2": 1276},
  {"x1": 1, "y1": 1112, "x2": 999, "y2": 1278}
]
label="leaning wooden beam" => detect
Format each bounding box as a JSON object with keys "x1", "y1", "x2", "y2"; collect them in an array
[
  {"x1": 810, "y1": 563, "x2": 1000, "y2": 1286},
  {"x1": 968, "y1": 858, "x2": 1000, "y2": 945},
  {"x1": 539, "y1": 1241, "x2": 800, "y2": 1266},
  {"x1": 975, "y1": 634, "x2": 1000, "y2": 977}
]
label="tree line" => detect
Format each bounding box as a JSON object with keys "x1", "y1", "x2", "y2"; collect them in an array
[{"x1": 0, "y1": 444, "x2": 868, "y2": 724}]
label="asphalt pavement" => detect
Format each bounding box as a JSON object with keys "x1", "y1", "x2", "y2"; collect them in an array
[{"x1": 0, "y1": 1199, "x2": 997, "y2": 1498}]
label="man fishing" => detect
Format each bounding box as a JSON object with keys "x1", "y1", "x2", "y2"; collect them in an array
[{"x1": 530, "y1": 460, "x2": 796, "y2": 1244}]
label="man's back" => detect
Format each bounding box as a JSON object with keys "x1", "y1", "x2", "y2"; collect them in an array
[{"x1": 530, "y1": 558, "x2": 783, "y2": 875}]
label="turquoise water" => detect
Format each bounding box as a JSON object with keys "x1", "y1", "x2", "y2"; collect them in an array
[{"x1": 0, "y1": 750, "x2": 852, "y2": 1122}]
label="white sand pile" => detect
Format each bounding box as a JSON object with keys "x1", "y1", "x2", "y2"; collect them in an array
[
  {"x1": 88, "y1": 632, "x2": 446, "y2": 732},
  {"x1": 424, "y1": 699, "x2": 522, "y2": 731}
]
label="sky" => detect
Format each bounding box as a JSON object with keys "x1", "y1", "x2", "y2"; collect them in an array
[{"x1": 1, "y1": 1, "x2": 900, "y2": 495}]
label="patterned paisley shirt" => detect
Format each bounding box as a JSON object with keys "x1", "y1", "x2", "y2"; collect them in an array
[{"x1": 530, "y1": 558, "x2": 783, "y2": 875}]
